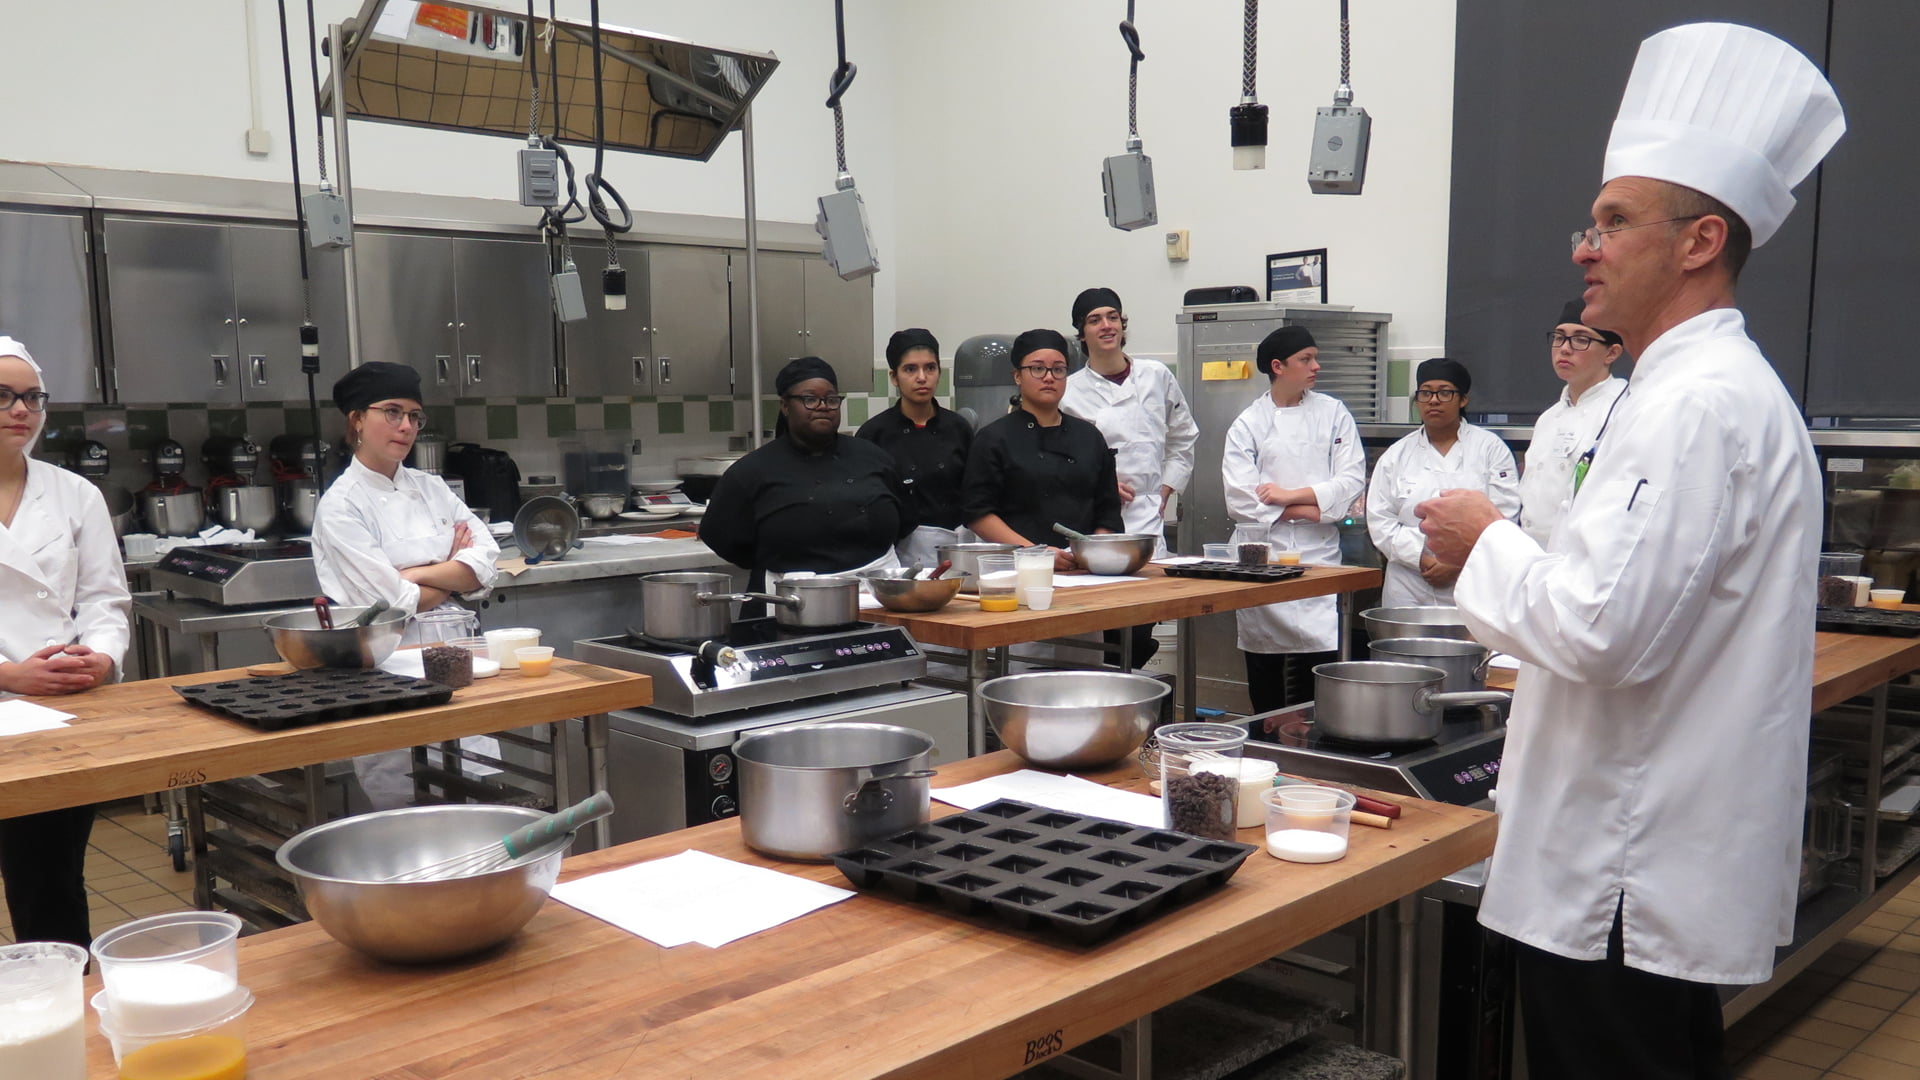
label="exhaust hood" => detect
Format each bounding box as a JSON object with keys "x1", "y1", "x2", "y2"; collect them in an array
[{"x1": 319, "y1": 0, "x2": 779, "y2": 163}]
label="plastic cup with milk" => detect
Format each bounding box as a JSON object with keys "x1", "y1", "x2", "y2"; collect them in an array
[{"x1": 0, "y1": 942, "x2": 88, "y2": 1080}]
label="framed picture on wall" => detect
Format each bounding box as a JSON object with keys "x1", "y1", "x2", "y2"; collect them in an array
[{"x1": 1266, "y1": 249, "x2": 1329, "y2": 304}]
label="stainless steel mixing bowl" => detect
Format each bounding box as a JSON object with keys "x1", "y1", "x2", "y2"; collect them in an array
[
  {"x1": 859, "y1": 568, "x2": 964, "y2": 613},
  {"x1": 1068, "y1": 533, "x2": 1158, "y2": 575},
  {"x1": 262, "y1": 606, "x2": 410, "y2": 669},
  {"x1": 275, "y1": 804, "x2": 569, "y2": 963},
  {"x1": 978, "y1": 670, "x2": 1169, "y2": 770}
]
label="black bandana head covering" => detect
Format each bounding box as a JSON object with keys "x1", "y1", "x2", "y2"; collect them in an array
[
  {"x1": 1071, "y1": 287, "x2": 1124, "y2": 331},
  {"x1": 1556, "y1": 300, "x2": 1624, "y2": 348},
  {"x1": 1255, "y1": 325, "x2": 1317, "y2": 376},
  {"x1": 884, "y1": 329, "x2": 940, "y2": 370},
  {"x1": 775, "y1": 356, "x2": 839, "y2": 395},
  {"x1": 1010, "y1": 328, "x2": 1072, "y2": 369},
  {"x1": 332, "y1": 361, "x2": 423, "y2": 414},
  {"x1": 1415, "y1": 357, "x2": 1472, "y2": 395}
]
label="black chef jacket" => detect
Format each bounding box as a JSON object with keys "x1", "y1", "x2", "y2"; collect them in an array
[
  {"x1": 854, "y1": 403, "x2": 974, "y2": 531},
  {"x1": 699, "y1": 435, "x2": 915, "y2": 575},
  {"x1": 962, "y1": 408, "x2": 1122, "y2": 545}
]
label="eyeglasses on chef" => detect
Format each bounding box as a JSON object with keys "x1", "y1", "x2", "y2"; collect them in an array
[
  {"x1": 784, "y1": 393, "x2": 846, "y2": 410},
  {"x1": 1549, "y1": 332, "x2": 1606, "y2": 351},
  {"x1": 370, "y1": 404, "x2": 429, "y2": 429},
  {"x1": 1019, "y1": 365, "x2": 1070, "y2": 380},
  {"x1": 0, "y1": 388, "x2": 51, "y2": 412},
  {"x1": 1412, "y1": 388, "x2": 1461, "y2": 403},
  {"x1": 1570, "y1": 215, "x2": 1704, "y2": 253}
]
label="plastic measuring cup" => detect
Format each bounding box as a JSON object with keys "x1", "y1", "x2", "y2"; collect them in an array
[
  {"x1": 0, "y1": 942, "x2": 88, "y2": 1079},
  {"x1": 1261, "y1": 785, "x2": 1356, "y2": 863},
  {"x1": 1014, "y1": 546, "x2": 1054, "y2": 607},
  {"x1": 91, "y1": 912, "x2": 242, "y2": 1035},
  {"x1": 977, "y1": 554, "x2": 1018, "y2": 611}
]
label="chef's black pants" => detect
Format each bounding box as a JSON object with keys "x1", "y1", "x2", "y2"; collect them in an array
[
  {"x1": 1244, "y1": 650, "x2": 1335, "y2": 735},
  {"x1": 1511, "y1": 904, "x2": 1729, "y2": 1080},
  {"x1": 1103, "y1": 623, "x2": 1159, "y2": 671},
  {"x1": 0, "y1": 803, "x2": 96, "y2": 947}
]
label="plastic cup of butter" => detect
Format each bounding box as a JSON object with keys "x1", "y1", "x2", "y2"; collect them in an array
[{"x1": 1871, "y1": 589, "x2": 1906, "y2": 608}]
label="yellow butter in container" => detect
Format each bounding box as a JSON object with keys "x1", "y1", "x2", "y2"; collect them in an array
[{"x1": 1871, "y1": 589, "x2": 1906, "y2": 608}]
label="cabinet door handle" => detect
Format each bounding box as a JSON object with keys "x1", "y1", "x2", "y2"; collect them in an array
[
  {"x1": 224, "y1": 318, "x2": 235, "y2": 327},
  {"x1": 446, "y1": 321, "x2": 456, "y2": 329},
  {"x1": 435, "y1": 355, "x2": 453, "y2": 385},
  {"x1": 466, "y1": 355, "x2": 482, "y2": 383},
  {"x1": 658, "y1": 357, "x2": 671, "y2": 384},
  {"x1": 211, "y1": 355, "x2": 230, "y2": 387},
  {"x1": 250, "y1": 355, "x2": 268, "y2": 386},
  {"x1": 237, "y1": 317, "x2": 249, "y2": 326},
  {"x1": 632, "y1": 357, "x2": 648, "y2": 386}
]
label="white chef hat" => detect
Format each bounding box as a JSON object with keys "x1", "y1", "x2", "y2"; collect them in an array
[
  {"x1": 1603, "y1": 23, "x2": 1845, "y2": 248},
  {"x1": 0, "y1": 334, "x2": 40, "y2": 375}
]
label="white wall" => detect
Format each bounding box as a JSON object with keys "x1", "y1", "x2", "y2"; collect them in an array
[{"x1": 0, "y1": 1, "x2": 1454, "y2": 366}]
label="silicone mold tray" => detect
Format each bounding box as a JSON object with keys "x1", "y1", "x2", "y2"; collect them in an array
[
  {"x1": 831, "y1": 799, "x2": 1258, "y2": 945},
  {"x1": 174, "y1": 670, "x2": 455, "y2": 730},
  {"x1": 1162, "y1": 561, "x2": 1309, "y2": 583},
  {"x1": 1816, "y1": 606, "x2": 1920, "y2": 638}
]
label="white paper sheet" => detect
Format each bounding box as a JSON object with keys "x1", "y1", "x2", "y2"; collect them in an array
[
  {"x1": 581, "y1": 535, "x2": 667, "y2": 547},
  {"x1": 0, "y1": 698, "x2": 74, "y2": 737},
  {"x1": 1051, "y1": 575, "x2": 1146, "y2": 588},
  {"x1": 932, "y1": 769, "x2": 1164, "y2": 829},
  {"x1": 1152, "y1": 556, "x2": 1205, "y2": 566},
  {"x1": 859, "y1": 594, "x2": 884, "y2": 610},
  {"x1": 551, "y1": 849, "x2": 855, "y2": 948}
]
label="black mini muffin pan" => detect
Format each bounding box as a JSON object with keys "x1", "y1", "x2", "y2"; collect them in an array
[
  {"x1": 1162, "y1": 561, "x2": 1309, "y2": 583},
  {"x1": 1816, "y1": 605, "x2": 1920, "y2": 638},
  {"x1": 174, "y1": 670, "x2": 455, "y2": 730},
  {"x1": 831, "y1": 799, "x2": 1258, "y2": 945}
]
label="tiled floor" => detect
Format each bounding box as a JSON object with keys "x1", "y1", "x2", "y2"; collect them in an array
[
  {"x1": 0, "y1": 798, "x2": 196, "y2": 945},
  {"x1": 1727, "y1": 877, "x2": 1920, "y2": 1079}
]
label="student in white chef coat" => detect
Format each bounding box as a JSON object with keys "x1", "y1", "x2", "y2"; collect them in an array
[
  {"x1": 0, "y1": 335, "x2": 132, "y2": 946},
  {"x1": 1223, "y1": 326, "x2": 1365, "y2": 714},
  {"x1": 1516, "y1": 300, "x2": 1627, "y2": 546},
  {"x1": 1061, "y1": 288, "x2": 1197, "y2": 666},
  {"x1": 1366, "y1": 358, "x2": 1519, "y2": 608},
  {"x1": 312, "y1": 362, "x2": 498, "y2": 809},
  {"x1": 1417, "y1": 24, "x2": 1845, "y2": 1079}
]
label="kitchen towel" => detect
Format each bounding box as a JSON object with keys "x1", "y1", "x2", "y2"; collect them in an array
[{"x1": 551, "y1": 849, "x2": 854, "y2": 948}]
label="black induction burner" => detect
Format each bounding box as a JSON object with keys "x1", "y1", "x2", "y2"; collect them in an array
[{"x1": 1242, "y1": 701, "x2": 1507, "y2": 807}]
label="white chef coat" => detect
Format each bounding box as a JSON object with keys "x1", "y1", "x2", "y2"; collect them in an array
[
  {"x1": 1455, "y1": 309, "x2": 1814, "y2": 985},
  {"x1": 1061, "y1": 357, "x2": 1198, "y2": 555},
  {"x1": 0, "y1": 458, "x2": 131, "y2": 681},
  {"x1": 1518, "y1": 376, "x2": 1627, "y2": 547},
  {"x1": 1367, "y1": 424, "x2": 1520, "y2": 608},
  {"x1": 312, "y1": 456, "x2": 499, "y2": 623},
  {"x1": 1223, "y1": 391, "x2": 1365, "y2": 653}
]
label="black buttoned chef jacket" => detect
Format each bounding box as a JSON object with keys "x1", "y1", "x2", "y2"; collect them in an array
[
  {"x1": 961, "y1": 408, "x2": 1123, "y2": 545},
  {"x1": 698, "y1": 434, "x2": 916, "y2": 575},
  {"x1": 854, "y1": 402, "x2": 974, "y2": 531}
]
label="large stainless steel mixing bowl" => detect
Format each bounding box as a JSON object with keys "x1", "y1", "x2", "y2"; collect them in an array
[
  {"x1": 979, "y1": 670, "x2": 1169, "y2": 770},
  {"x1": 262, "y1": 606, "x2": 409, "y2": 669},
  {"x1": 141, "y1": 489, "x2": 205, "y2": 537},
  {"x1": 276, "y1": 805, "x2": 568, "y2": 963},
  {"x1": 859, "y1": 568, "x2": 964, "y2": 613},
  {"x1": 1068, "y1": 533, "x2": 1158, "y2": 575},
  {"x1": 1360, "y1": 606, "x2": 1474, "y2": 642}
]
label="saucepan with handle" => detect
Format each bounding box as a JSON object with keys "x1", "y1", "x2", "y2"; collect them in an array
[{"x1": 1311, "y1": 661, "x2": 1511, "y2": 743}]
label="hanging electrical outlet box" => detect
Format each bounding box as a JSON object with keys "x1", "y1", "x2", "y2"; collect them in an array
[
  {"x1": 817, "y1": 177, "x2": 879, "y2": 281},
  {"x1": 1103, "y1": 140, "x2": 1158, "y2": 231},
  {"x1": 303, "y1": 190, "x2": 351, "y2": 249}
]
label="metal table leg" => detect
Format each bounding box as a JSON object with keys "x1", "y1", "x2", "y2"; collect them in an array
[
  {"x1": 151, "y1": 622, "x2": 174, "y2": 678},
  {"x1": 584, "y1": 713, "x2": 611, "y2": 850},
  {"x1": 303, "y1": 765, "x2": 328, "y2": 828},
  {"x1": 966, "y1": 649, "x2": 990, "y2": 757},
  {"x1": 185, "y1": 786, "x2": 212, "y2": 910},
  {"x1": 550, "y1": 721, "x2": 574, "y2": 811},
  {"x1": 1397, "y1": 894, "x2": 1418, "y2": 1071},
  {"x1": 1178, "y1": 616, "x2": 1199, "y2": 721},
  {"x1": 1338, "y1": 592, "x2": 1354, "y2": 660},
  {"x1": 198, "y1": 633, "x2": 220, "y2": 674},
  {"x1": 1117, "y1": 1015, "x2": 1151, "y2": 1080}
]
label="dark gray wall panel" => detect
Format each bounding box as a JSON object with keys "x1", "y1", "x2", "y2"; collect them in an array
[{"x1": 1446, "y1": 1, "x2": 1827, "y2": 414}]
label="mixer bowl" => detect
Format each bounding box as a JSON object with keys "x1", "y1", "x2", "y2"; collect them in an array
[
  {"x1": 1068, "y1": 533, "x2": 1158, "y2": 576},
  {"x1": 141, "y1": 490, "x2": 205, "y2": 537},
  {"x1": 262, "y1": 607, "x2": 409, "y2": 669},
  {"x1": 216, "y1": 485, "x2": 278, "y2": 533},
  {"x1": 978, "y1": 670, "x2": 1168, "y2": 770}
]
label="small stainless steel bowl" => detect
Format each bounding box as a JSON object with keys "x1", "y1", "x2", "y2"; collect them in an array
[
  {"x1": 275, "y1": 805, "x2": 568, "y2": 963},
  {"x1": 576, "y1": 492, "x2": 626, "y2": 520},
  {"x1": 262, "y1": 607, "x2": 410, "y2": 669},
  {"x1": 859, "y1": 568, "x2": 965, "y2": 613},
  {"x1": 1068, "y1": 533, "x2": 1158, "y2": 576},
  {"x1": 979, "y1": 670, "x2": 1169, "y2": 770}
]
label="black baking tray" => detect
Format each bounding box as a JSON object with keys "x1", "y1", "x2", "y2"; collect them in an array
[
  {"x1": 174, "y1": 670, "x2": 455, "y2": 730},
  {"x1": 1162, "y1": 561, "x2": 1309, "y2": 583},
  {"x1": 1816, "y1": 606, "x2": 1920, "y2": 637},
  {"x1": 831, "y1": 799, "x2": 1258, "y2": 945}
]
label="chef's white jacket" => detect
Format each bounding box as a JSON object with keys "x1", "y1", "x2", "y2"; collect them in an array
[
  {"x1": 1367, "y1": 424, "x2": 1520, "y2": 608},
  {"x1": 1061, "y1": 358, "x2": 1198, "y2": 551},
  {"x1": 0, "y1": 459, "x2": 131, "y2": 681},
  {"x1": 1518, "y1": 376, "x2": 1627, "y2": 547},
  {"x1": 1222, "y1": 391, "x2": 1365, "y2": 653},
  {"x1": 1455, "y1": 309, "x2": 1815, "y2": 985},
  {"x1": 312, "y1": 457, "x2": 499, "y2": 619}
]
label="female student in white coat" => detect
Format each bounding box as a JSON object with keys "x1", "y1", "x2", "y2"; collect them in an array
[
  {"x1": 1223, "y1": 326, "x2": 1365, "y2": 713},
  {"x1": 1517, "y1": 300, "x2": 1627, "y2": 547},
  {"x1": 1367, "y1": 358, "x2": 1520, "y2": 608},
  {"x1": 0, "y1": 336, "x2": 132, "y2": 946},
  {"x1": 312, "y1": 361, "x2": 498, "y2": 808}
]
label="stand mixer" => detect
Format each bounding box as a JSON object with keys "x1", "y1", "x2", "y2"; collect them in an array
[
  {"x1": 140, "y1": 439, "x2": 204, "y2": 536},
  {"x1": 269, "y1": 434, "x2": 329, "y2": 535},
  {"x1": 202, "y1": 435, "x2": 276, "y2": 534},
  {"x1": 70, "y1": 440, "x2": 135, "y2": 536}
]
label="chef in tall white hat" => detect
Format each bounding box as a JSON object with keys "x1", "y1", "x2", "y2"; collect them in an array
[{"x1": 1414, "y1": 23, "x2": 1845, "y2": 1079}]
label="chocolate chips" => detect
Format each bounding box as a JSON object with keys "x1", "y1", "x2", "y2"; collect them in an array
[
  {"x1": 1165, "y1": 770, "x2": 1241, "y2": 841},
  {"x1": 423, "y1": 645, "x2": 473, "y2": 688}
]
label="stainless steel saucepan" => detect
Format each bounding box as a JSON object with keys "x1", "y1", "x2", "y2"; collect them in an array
[
  {"x1": 1367, "y1": 637, "x2": 1492, "y2": 693},
  {"x1": 733, "y1": 722, "x2": 937, "y2": 861},
  {"x1": 1312, "y1": 661, "x2": 1511, "y2": 743}
]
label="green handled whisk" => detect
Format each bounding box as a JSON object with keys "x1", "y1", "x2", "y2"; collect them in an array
[{"x1": 382, "y1": 791, "x2": 616, "y2": 882}]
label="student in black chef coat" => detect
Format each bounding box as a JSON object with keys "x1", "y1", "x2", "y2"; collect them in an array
[
  {"x1": 700, "y1": 357, "x2": 914, "y2": 586},
  {"x1": 855, "y1": 329, "x2": 974, "y2": 568},
  {"x1": 963, "y1": 327, "x2": 1123, "y2": 567}
]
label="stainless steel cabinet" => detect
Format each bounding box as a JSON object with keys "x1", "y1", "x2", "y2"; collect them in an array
[
  {"x1": 564, "y1": 244, "x2": 731, "y2": 398},
  {"x1": 100, "y1": 217, "x2": 350, "y2": 404},
  {"x1": 354, "y1": 230, "x2": 556, "y2": 403},
  {"x1": 732, "y1": 251, "x2": 873, "y2": 390},
  {"x1": 0, "y1": 208, "x2": 103, "y2": 404}
]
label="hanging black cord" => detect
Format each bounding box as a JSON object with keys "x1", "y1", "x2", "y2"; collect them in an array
[
  {"x1": 1241, "y1": 0, "x2": 1258, "y2": 98},
  {"x1": 1119, "y1": 0, "x2": 1144, "y2": 140},
  {"x1": 825, "y1": 0, "x2": 857, "y2": 175},
  {"x1": 275, "y1": 0, "x2": 322, "y2": 446},
  {"x1": 582, "y1": 0, "x2": 632, "y2": 236},
  {"x1": 304, "y1": 0, "x2": 328, "y2": 185}
]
